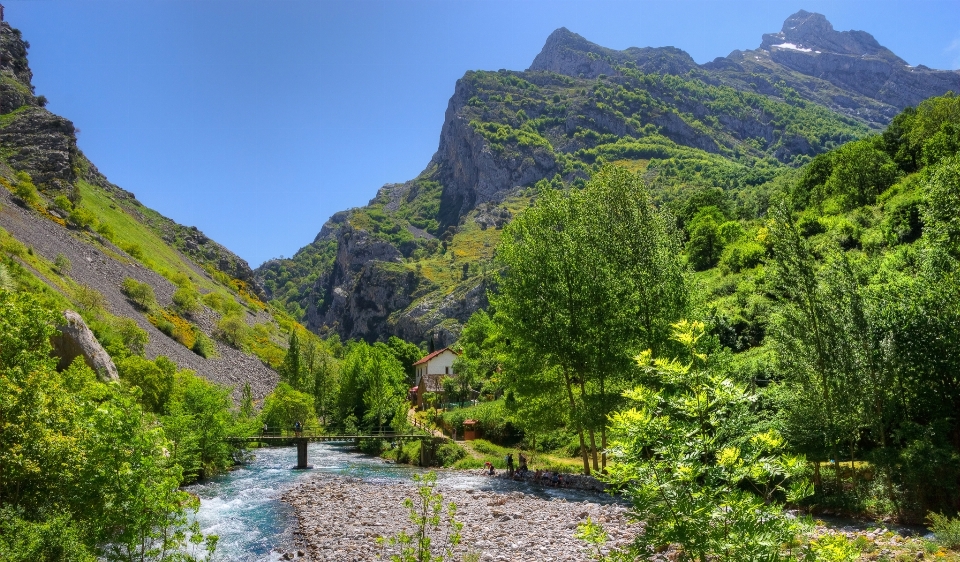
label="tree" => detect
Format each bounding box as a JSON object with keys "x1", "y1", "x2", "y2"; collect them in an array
[
  {"x1": 163, "y1": 371, "x2": 234, "y2": 480},
  {"x1": 386, "y1": 335, "x2": 424, "y2": 385},
  {"x1": 259, "y1": 382, "x2": 315, "y2": 433},
  {"x1": 121, "y1": 278, "x2": 156, "y2": 311},
  {"x1": 117, "y1": 355, "x2": 174, "y2": 414},
  {"x1": 279, "y1": 329, "x2": 304, "y2": 390},
  {"x1": 492, "y1": 165, "x2": 687, "y2": 474},
  {"x1": 686, "y1": 206, "x2": 724, "y2": 271}
]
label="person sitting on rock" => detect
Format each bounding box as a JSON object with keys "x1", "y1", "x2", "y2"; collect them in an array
[{"x1": 484, "y1": 461, "x2": 495, "y2": 476}]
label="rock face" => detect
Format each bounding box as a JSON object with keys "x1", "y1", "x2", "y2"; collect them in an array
[
  {"x1": 758, "y1": 10, "x2": 960, "y2": 111},
  {"x1": 261, "y1": 11, "x2": 960, "y2": 346},
  {"x1": 434, "y1": 81, "x2": 558, "y2": 229},
  {"x1": 50, "y1": 310, "x2": 119, "y2": 382}
]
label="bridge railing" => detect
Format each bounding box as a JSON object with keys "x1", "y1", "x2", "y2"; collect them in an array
[{"x1": 235, "y1": 428, "x2": 439, "y2": 441}]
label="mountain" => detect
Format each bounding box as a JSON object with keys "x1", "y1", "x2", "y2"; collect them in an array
[
  {"x1": 0, "y1": 21, "x2": 283, "y2": 399},
  {"x1": 258, "y1": 10, "x2": 959, "y2": 347}
]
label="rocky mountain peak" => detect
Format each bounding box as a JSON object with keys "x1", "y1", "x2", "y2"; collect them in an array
[{"x1": 760, "y1": 10, "x2": 904, "y2": 63}]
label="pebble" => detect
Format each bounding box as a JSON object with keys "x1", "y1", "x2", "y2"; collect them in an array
[{"x1": 282, "y1": 473, "x2": 638, "y2": 561}]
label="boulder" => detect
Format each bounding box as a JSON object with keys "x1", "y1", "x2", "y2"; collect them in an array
[{"x1": 50, "y1": 309, "x2": 119, "y2": 382}]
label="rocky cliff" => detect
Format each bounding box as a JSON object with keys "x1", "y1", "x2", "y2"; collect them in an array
[{"x1": 258, "y1": 10, "x2": 960, "y2": 347}]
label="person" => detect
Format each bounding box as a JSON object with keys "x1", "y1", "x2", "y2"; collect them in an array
[
  {"x1": 518, "y1": 452, "x2": 528, "y2": 474},
  {"x1": 505, "y1": 453, "x2": 514, "y2": 476},
  {"x1": 484, "y1": 461, "x2": 495, "y2": 476},
  {"x1": 261, "y1": 423, "x2": 268, "y2": 436},
  {"x1": 294, "y1": 420, "x2": 302, "y2": 438},
  {"x1": 534, "y1": 469, "x2": 543, "y2": 483},
  {"x1": 550, "y1": 471, "x2": 559, "y2": 486}
]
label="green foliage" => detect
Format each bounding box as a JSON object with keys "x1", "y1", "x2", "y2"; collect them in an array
[
  {"x1": 13, "y1": 171, "x2": 39, "y2": 206},
  {"x1": 596, "y1": 321, "x2": 809, "y2": 561},
  {"x1": 121, "y1": 277, "x2": 156, "y2": 310},
  {"x1": 215, "y1": 313, "x2": 250, "y2": 350},
  {"x1": 493, "y1": 164, "x2": 688, "y2": 473},
  {"x1": 162, "y1": 370, "x2": 235, "y2": 481},
  {"x1": 54, "y1": 252, "x2": 71, "y2": 274},
  {"x1": 0, "y1": 289, "x2": 217, "y2": 560},
  {"x1": 335, "y1": 341, "x2": 406, "y2": 433},
  {"x1": 67, "y1": 207, "x2": 97, "y2": 230},
  {"x1": 52, "y1": 194, "x2": 73, "y2": 213},
  {"x1": 172, "y1": 285, "x2": 201, "y2": 315},
  {"x1": 118, "y1": 355, "x2": 174, "y2": 413},
  {"x1": 374, "y1": 472, "x2": 475, "y2": 562},
  {"x1": 927, "y1": 512, "x2": 960, "y2": 549},
  {"x1": 259, "y1": 382, "x2": 316, "y2": 433}
]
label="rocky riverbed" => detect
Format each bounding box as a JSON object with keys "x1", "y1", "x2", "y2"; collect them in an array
[{"x1": 282, "y1": 473, "x2": 639, "y2": 561}]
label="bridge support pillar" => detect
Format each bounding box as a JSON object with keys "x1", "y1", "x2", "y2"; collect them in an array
[{"x1": 295, "y1": 438, "x2": 309, "y2": 469}]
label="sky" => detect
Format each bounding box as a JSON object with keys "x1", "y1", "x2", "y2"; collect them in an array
[{"x1": 5, "y1": 0, "x2": 960, "y2": 267}]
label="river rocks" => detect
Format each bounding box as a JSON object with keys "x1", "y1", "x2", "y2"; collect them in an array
[
  {"x1": 283, "y1": 474, "x2": 639, "y2": 561},
  {"x1": 50, "y1": 309, "x2": 119, "y2": 382}
]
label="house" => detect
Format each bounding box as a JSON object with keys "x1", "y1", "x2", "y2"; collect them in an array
[{"x1": 411, "y1": 347, "x2": 459, "y2": 409}]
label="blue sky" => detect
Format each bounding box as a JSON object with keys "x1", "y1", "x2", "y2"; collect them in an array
[{"x1": 6, "y1": 0, "x2": 960, "y2": 266}]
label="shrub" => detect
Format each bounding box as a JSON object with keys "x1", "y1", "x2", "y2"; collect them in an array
[
  {"x1": 13, "y1": 172, "x2": 39, "y2": 206},
  {"x1": 67, "y1": 207, "x2": 96, "y2": 230},
  {"x1": 720, "y1": 240, "x2": 766, "y2": 273},
  {"x1": 203, "y1": 292, "x2": 243, "y2": 316},
  {"x1": 114, "y1": 317, "x2": 148, "y2": 356},
  {"x1": 120, "y1": 242, "x2": 144, "y2": 260},
  {"x1": 191, "y1": 331, "x2": 216, "y2": 359},
  {"x1": 172, "y1": 286, "x2": 201, "y2": 315},
  {"x1": 95, "y1": 222, "x2": 115, "y2": 241},
  {"x1": 216, "y1": 313, "x2": 250, "y2": 350},
  {"x1": 121, "y1": 278, "x2": 156, "y2": 310},
  {"x1": 54, "y1": 253, "x2": 71, "y2": 274},
  {"x1": 74, "y1": 284, "x2": 106, "y2": 313},
  {"x1": 928, "y1": 512, "x2": 960, "y2": 549},
  {"x1": 358, "y1": 438, "x2": 387, "y2": 456},
  {"x1": 52, "y1": 195, "x2": 72, "y2": 213},
  {"x1": 436, "y1": 442, "x2": 466, "y2": 467}
]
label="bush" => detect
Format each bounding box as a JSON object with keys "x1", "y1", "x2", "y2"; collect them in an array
[
  {"x1": 720, "y1": 240, "x2": 766, "y2": 273},
  {"x1": 203, "y1": 292, "x2": 243, "y2": 316},
  {"x1": 95, "y1": 222, "x2": 115, "y2": 241},
  {"x1": 120, "y1": 242, "x2": 144, "y2": 260},
  {"x1": 13, "y1": 172, "x2": 39, "y2": 206},
  {"x1": 358, "y1": 438, "x2": 387, "y2": 456},
  {"x1": 74, "y1": 284, "x2": 106, "y2": 313},
  {"x1": 172, "y1": 286, "x2": 201, "y2": 315},
  {"x1": 928, "y1": 512, "x2": 960, "y2": 549},
  {"x1": 437, "y1": 442, "x2": 467, "y2": 466},
  {"x1": 67, "y1": 207, "x2": 96, "y2": 230},
  {"x1": 191, "y1": 331, "x2": 216, "y2": 358},
  {"x1": 54, "y1": 253, "x2": 71, "y2": 274},
  {"x1": 216, "y1": 313, "x2": 250, "y2": 349},
  {"x1": 120, "y1": 277, "x2": 156, "y2": 310},
  {"x1": 114, "y1": 317, "x2": 148, "y2": 356},
  {"x1": 52, "y1": 195, "x2": 72, "y2": 213}
]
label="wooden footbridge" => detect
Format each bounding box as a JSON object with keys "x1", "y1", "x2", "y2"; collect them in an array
[{"x1": 227, "y1": 430, "x2": 448, "y2": 469}]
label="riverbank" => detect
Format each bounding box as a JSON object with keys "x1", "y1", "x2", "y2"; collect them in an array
[{"x1": 282, "y1": 472, "x2": 637, "y2": 561}]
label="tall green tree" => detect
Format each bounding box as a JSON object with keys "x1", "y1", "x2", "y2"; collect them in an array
[{"x1": 493, "y1": 165, "x2": 687, "y2": 473}]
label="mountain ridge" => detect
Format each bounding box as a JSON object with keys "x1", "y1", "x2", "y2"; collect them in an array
[{"x1": 258, "y1": 10, "x2": 960, "y2": 346}]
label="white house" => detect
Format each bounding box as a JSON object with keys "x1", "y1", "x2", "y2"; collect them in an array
[{"x1": 412, "y1": 347, "x2": 459, "y2": 408}]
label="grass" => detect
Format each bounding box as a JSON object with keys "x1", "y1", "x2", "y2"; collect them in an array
[
  {"x1": 452, "y1": 439, "x2": 585, "y2": 473},
  {"x1": 75, "y1": 181, "x2": 230, "y2": 298}
]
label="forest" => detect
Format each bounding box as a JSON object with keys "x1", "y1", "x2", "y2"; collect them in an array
[{"x1": 3, "y1": 92, "x2": 960, "y2": 560}]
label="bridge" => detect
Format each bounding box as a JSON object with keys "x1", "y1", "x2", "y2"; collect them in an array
[{"x1": 227, "y1": 430, "x2": 448, "y2": 469}]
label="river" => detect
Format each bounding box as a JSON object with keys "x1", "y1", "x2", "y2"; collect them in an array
[{"x1": 187, "y1": 442, "x2": 619, "y2": 561}]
